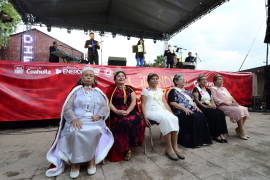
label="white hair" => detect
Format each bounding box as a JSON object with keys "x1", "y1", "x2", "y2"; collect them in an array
[{"x1": 82, "y1": 66, "x2": 94, "y2": 74}]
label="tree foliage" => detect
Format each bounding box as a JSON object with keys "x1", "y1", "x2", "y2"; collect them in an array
[
  {"x1": 0, "y1": 0, "x2": 21, "y2": 49},
  {"x1": 145, "y1": 55, "x2": 165, "y2": 67}
]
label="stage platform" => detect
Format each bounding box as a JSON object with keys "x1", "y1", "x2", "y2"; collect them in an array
[{"x1": 0, "y1": 112, "x2": 269, "y2": 180}]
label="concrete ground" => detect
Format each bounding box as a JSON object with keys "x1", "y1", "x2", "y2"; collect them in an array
[{"x1": 0, "y1": 112, "x2": 270, "y2": 180}]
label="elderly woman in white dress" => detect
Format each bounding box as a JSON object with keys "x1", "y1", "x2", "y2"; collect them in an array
[
  {"x1": 141, "y1": 73, "x2": 184, "y2": 161},
  {"x1": 45, "y1": 66, "x2": 114, "y2": 179}
]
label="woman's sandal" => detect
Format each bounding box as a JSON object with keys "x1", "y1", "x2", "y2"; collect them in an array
[
  {"x1": 236, "y1": 128, "x2": 249, "y2": 140},
  {"x1": 124, "y1": 150, "x2": 132, "y2": 161},
  {"x1": 213, "y1": 137, "x2": 223, "y2": 143},
  {"x1": 165, "y1": 151, "x2": 178, "y2": 161},
  {"x1": 175, "y1": 151, "x2": 185, "y2": 160},
  {"x1": 239, "y1": 135, "x2": 249, "y2": 140}
]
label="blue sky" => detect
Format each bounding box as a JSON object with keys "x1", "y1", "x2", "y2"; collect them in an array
[{"x1": 17, "y1": 0, "x2": 267, "y2": 72}]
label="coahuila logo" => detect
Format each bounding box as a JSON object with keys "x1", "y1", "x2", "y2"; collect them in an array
[
  {"x1": 14, "y1": 66, "x2": 24, "y2": 74},
  {"x1": 26, "y1": 67, "x2": 51, "y2": 75}
]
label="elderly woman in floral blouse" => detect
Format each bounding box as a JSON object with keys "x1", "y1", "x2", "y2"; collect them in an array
[{"x1": 168, "y1": 74, "x2": 212, "y2": 148}]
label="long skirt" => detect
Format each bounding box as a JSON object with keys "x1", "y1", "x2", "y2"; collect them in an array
[
  {"x1": 177, "y1": 112, "x2": 212, "y2": 148},
  {"x1": 218, "y1": 105, "x2": 249, "y2": 123},
  {"x1": 201, "y1": 107, "x2": 228, "y2": 138},
  {"x1": 108, "y1": 110, "x2": 145, "y2": 162},
  {"x1": 146, "y1": 109, "x2": 179, "y2": 135},
  {"x1": 59, "y1": 119, "x2": 103, "y2": 164}
]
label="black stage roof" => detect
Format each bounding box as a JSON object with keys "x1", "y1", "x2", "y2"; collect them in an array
[{"x1": 11, "y1": 0, "x2": 227, "y2": 40}]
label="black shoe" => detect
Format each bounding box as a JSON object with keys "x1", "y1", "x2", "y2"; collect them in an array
[
  {"x1": 213, "y1": 137, "x2": 223, "y2": 143},
  {"x1": 165, "y1": 152, "x2": 178, "y2": 161},
  {"x1": 222, "y1": 139, "x2": 228, "y2": 143}
]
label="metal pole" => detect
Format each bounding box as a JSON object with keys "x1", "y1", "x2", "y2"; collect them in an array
[
  {"x1": 100, "y1": 36, "x2": 103, "y2": 65},
  {"x1": 267, "y1": 43, "x2": 269, "y2": 66}
]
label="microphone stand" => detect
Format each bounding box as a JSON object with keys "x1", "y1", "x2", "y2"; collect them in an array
[
  {"x1": 174, "y1": 46, "x2": 187, "y2": 62},
  {"x1": 100, "y1": 36, "x2": 103, "y2": 65}
]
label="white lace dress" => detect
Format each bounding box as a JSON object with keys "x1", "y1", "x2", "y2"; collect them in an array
[
  {"x1": 141, "y1": 88, "x2": 179, "y2": 135},
  {"x1": 46, "y1": 86, "x2": 114, "y2": 177}
]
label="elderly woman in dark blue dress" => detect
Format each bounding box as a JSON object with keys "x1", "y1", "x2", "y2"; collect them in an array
[{"x1": 168, "y1": 74, "x2": 212, "y2": 148}]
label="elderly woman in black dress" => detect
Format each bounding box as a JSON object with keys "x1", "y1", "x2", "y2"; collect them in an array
[{"x1": 192, "y1": 74, "x2": 228, "y2": 143}]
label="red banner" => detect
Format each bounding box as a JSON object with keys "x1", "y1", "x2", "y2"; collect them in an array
[{"x1": 0, "y1": 61, "x2": 252, "y2": 122}]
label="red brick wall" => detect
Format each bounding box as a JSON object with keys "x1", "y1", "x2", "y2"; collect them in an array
[
  {"x1": 0, "y1": 29, "x2": 83, "y2": 63},
  {"x1": 0, "y1": 33, "x2": 22, "y2": 61}
]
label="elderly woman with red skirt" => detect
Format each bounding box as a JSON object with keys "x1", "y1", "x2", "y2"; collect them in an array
[{"x1": 106, "y1": 71, "x2": 145, "y2": 162}]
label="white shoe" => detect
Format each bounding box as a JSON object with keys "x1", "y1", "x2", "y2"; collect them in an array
[
  {"x1": 87, "y1": 166, "x2": 96, "y2": 175},
  {"x1": 70, "y1": 169, "x2": 79, "y2": 179},
  {"x1": 239, "y1": 135, "x2": 249, "y2": 140}
]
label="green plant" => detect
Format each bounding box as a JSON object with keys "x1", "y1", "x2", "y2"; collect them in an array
[
  {"x1": 152, "y1": 55, "x2": 165, "y2": 67},
  {"x1": 0, "y1": 0, "x2": 21, "y2": 49}
]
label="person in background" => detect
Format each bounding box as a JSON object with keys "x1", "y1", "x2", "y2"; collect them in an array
[
  {"x1": 49, "y1": 41, "x2": 60, "y2": 63},
  {"x1": 84, "y1": 32, "x2": 100, "y2": 65},
  {"x1": 184, "y1": 52, "x2": 196, "y2": 63},
  {"x1": 164, "y1": 44, "x2": 176, "y2": 68},
  {"x1": 135, "y1": 39, "x2": 146, "y2": 67}
]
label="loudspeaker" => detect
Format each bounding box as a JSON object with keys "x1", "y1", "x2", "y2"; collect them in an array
[{"x1": 108, "y1": 56, "x2": 127, "y2": 66}]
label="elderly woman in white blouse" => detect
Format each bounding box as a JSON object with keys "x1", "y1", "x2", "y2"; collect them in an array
[
  {"x1": 141, "y1": 73, "x2": 184, "y2": 161},
  {"x1": 45, "y1": 66, "x2": 114, "y2": 179}
]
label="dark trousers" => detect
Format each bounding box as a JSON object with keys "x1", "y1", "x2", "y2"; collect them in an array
[
  {"x1": 49, "y1": 55, "x2": 59, "y2": 63},
  {"x1": 88, "y1": 51, "x2": 99, "y2": 65},
  {"x1": 166, "y1": 60, "x2": 174, "y2": 68}
]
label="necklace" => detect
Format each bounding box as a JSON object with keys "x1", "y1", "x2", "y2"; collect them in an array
[{"x1": 82, "y1": 86, "x2": 95, "y2": 116}]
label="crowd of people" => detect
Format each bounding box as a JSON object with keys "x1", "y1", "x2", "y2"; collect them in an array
[{"x1": 45, "y1": 66, "x2": 250, "y2": 178}]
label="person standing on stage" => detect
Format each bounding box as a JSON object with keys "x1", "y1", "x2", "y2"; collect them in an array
[
  {"x1": 135, "y1": 39, "x2": 146, "y2": 67},
  {"x1": 49, "y1": 41, "x2": 60, "y2": 63},
  {"x1": 184, "y1": 52, "x2": 196, "y2": 63},
  {"x1": 84, "y1": 32, "x2": 100, "y2": 65},
  {"x1": 164, "y1": 44, "x2": 176, "y2": 68}
]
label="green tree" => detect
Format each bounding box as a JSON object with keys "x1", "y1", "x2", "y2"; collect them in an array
[
  {"x1": 144, "y1": 60, "x2": 153, "y2": 67},
  {"x1": 152, "y1": 55, "x2": 165, "y2": 67},
  {"x1": 0, "y1": 0, "x2": 21, "y2": 49}
]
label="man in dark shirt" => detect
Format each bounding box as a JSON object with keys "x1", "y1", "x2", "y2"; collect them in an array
[
  {"x1": 185, "y1": 52, "x2": 196, "y2": 63},
  {"x1": 49, "y1": 41, "x2": 59, "y2": 63},
  {"x1": 164, "y1": 44, "x2": 176, "y2": 68},
  {"x1": 84, "y1": 32, "x2": 100, "y2": 65}
]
